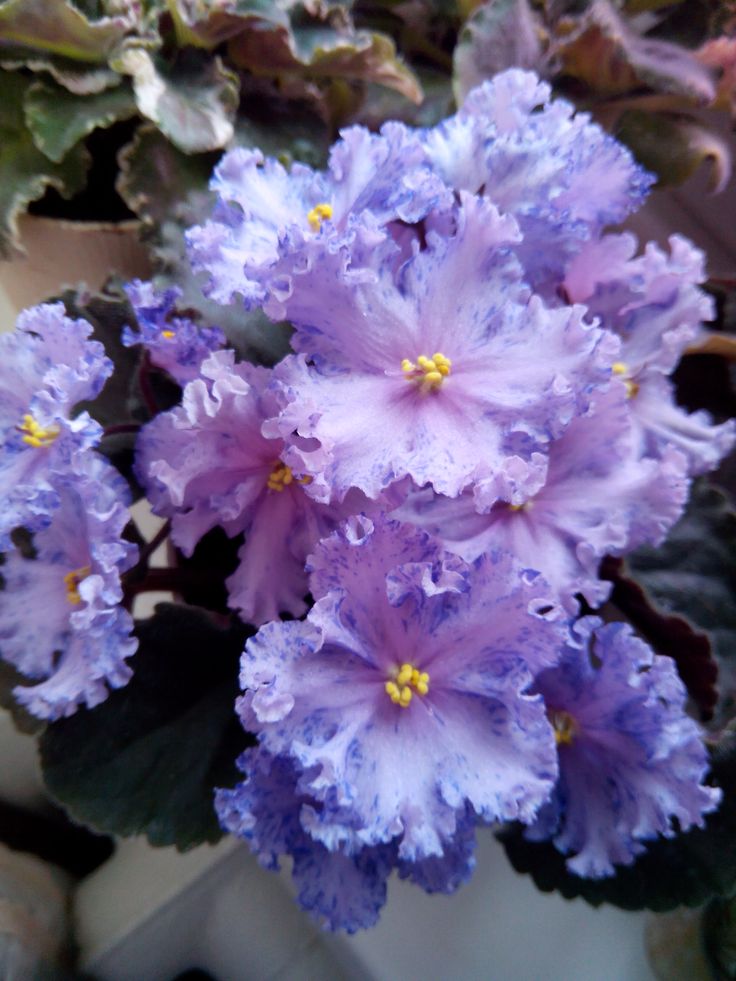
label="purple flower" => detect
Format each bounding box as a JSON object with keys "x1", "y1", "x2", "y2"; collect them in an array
[
  {"x1": 216, "y1": 749, "x2": 394, "y2": 932},
  {"x1": 122, "y1": 280, "x2": 225, "y2": 386},
  {"x1": 397, "y1": 385, "x2": 690, "y2": 612},
  {"x1": 0, "y1": 451, "x2": 138, "y2": 720},
  {"x1": 237, "y1": 515, "x2": 565, "y2": 863},
  {"x1": 135, "y1": 349, "x2": 368, "y2": 625},
  {"x1": 268, "y1": 194, "x2": 614, "y2": 503},
  {"x1": 422, "y1": 69, "x2": 653, "y2": 295},
  {"x1": 187, "y1": 122, "x2": 450, "y2": 309},
  {"x1": 565, "y1": 233, "x2": 735, "y2": 473},
  {"x1": 525, "y1": 618, "x2": 721, "y2": 877},
  {"x1": 0, "y1": 303, "x2": 112, "y2": 548}
]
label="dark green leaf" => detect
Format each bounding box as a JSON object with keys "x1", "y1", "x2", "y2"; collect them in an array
[
  {"x1": 552, "y1": 0, "x2": 716, "y2": 103},
  {"x1": 616, "y1": 109, "x2": 731, "y2": 191},
  {"x1": 227, "y1": 9, "x2": 422, "y2": 104},
  {"x1": 24, "y1": 78, "x2": 137, "y2": 163},
  {"x1": 600, "y1": 557, "x2": 718, "y2": 721},
  {"x1": 40, "y1": 604, "x2": 252, "y2": 850},
  {"x1": 0, "y1": 73, "x2": 90, "y2": 257},
  {"x1": 0, "y1": 54, "x2": 121, "y2": 94},
  {"x1": 116, "y1": 123, "x2": 218, "y2": 228},
  {"x1": 52, "y1": 283, "x2": 146, "y2": 429},
  {"x1": 0, "y1": 0, "x2": 133, "y2": 62},
  {"x1": 499, "y1": 727, "x2": 736, "y2": 911},
  {"x1": 453, "y1": 0, "x2": 543, "y2": 102},
  {"x1": 704, "y1": 894, "x2": 736, "y2": 980},
  {"x1": 113, "y1": 45, "x2": 240, "y2": 153},
  {"x1": 165, "y1": 0, "x2": 289, "y2": 49},
  {"x1": 625, "y1": 481, "x2": 736, "y2": 728}
]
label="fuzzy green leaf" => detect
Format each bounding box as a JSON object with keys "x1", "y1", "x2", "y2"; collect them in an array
[
  {"x1": 625, "y1": 481, "x2": 736, "y2": 727},
  {"x1": 0, "y1": 0, "x2": 133, "y2": 62},
  {"x1": 453, "y1": 0, "x2": 543, "y2": 103},
  {"x1": 552, "y1": 0, "x2": 716, "y2": 102},
  {"x1": 0, "y1": 73, "x2": 90, "y2": 257},
  {"x1": 24, "y1": 78, "x2": 137, "y2": 163},
  {"x1": 616, "y1": 110, "x2": 732, "y2": 190},
  {"x1": 40, "y1": 604, "x2": 251, "y2": 850},
  {"x1": 228, "y1": 9, "x2": 422, "y2": 104},
  {"x1": 165, "y1": 0, "x2": 288, "y2": 49},
  {"x1": 0, "y1": 52, "x2": 121, "y2": 94},
  {"x1": 114, "y1": 45, "x2": 240, "y2": 153}
]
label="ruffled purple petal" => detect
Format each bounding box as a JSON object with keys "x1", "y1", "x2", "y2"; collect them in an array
[{"x1": 527, "y1": 619, "x2": 721, "y2": 877}]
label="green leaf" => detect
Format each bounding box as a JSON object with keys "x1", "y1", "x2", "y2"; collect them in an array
[
  {"x1": 228, "y1": 9, "x2": 422, "y2": 104},
  {"x1": 40, "y1": 604, "x2": 252, "y2": 850},
  {"x1": 0, "y1": 0, "x2": 133, "y2": 62},
  {"x1": 453, "y1": 0, "x2": 543, "y2": 103},
  {"x1": 600, "y1": 557, "x2": 718, "y2": 721},
  {"x1": 500, "y1": 727, "x2": 736, "y2": 911},
  {"x1": 551, "y1": 0, "x2": 716, "y2": 103},
  {"x1": 352, "y1": 66, "x2": 456, "y2": 129},
  {"x1": 625, "y1": 481, "x2": 736, "y2": 727},
  {"x1": 0, "y1": 73, "x2": 90, "y2": 258},
  {"x1": 113, "y1": 45, "x2": 240, "y2": 153},
  {"x1": 616, "y1": 109, "x2": 732, "y2": 190},
  {"x1": 116, "y1": 123, "x2": 218, "y2": 228},
  {"x1": 24, "y1": 78, "x2": 137, "y2": 163},
  {"x1": 0, "y1": 54, "x2": 121, "y2": 94},
  {"x1": 165, "y1": 0, "x2": 288, "y2": 49},
  {"x1": 52, "y1": 282, "x2": 146, "y2": 429}
]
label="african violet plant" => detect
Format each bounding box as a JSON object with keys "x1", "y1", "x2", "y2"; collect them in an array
[
  {"x1": 2, "y1": 0, "x2": 736, "y2": 970},
  {"x1": 2, "y1": 63, "x2": 736, "y2": 956},
  {"x1": 2, "y1": 0, "x2": 736, "y2": 265}
]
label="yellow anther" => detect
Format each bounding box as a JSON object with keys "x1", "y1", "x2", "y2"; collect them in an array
[
  {"x1": 611, "y1": 361, "x2": 639, "y2": 399},
  {"x1": 550, "y1": 709, "x2": 578, "y2": 746},
  {"x1": 266, "y1": 462, "x2": 294, "y2": 492},
  {"x1": 161, "y1": 329, "x2": 175, "y2": 339},
  {"x1": 63, "y1": 565, "x2": 91, "y2": 605},
  {"x1": 386, "y1": 662, "x2": 430, "y2": 708},
  {"x1": 401, "y1": 352, "x2": 452, "y2": 392},
  {"x1": 307, "y1": 202, "x2": 333, "y2": 231},
  {"x1": 266, "y1": 462, "x2": 311, "y2": 492},
  {"x1": 17, "y1": 414, "x2": 60, "y2": 449}
]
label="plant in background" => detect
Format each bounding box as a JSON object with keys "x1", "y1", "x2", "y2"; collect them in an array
[{"x1": 1, "y1": 0, "x2": 736, "y2": 973}]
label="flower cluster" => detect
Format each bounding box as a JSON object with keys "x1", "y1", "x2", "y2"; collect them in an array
[
  {"x1": 0, "y1": 69, "x2": 730, "y2": 931},
  {"x1": 0, "y1": 303, "x2": 138, "y2": 718}
]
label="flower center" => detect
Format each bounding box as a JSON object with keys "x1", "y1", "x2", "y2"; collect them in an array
[
  {"x1": 385, "y1": 662, "x2": 430, "y2": 709},
  {"x1": 63, "y1": 565, "x2": 91, "y2": 605},
  {"x1": 17, "y1": 413, "x2": 60, "y2": 448},
  {"x1": 307, "y1": 202, "x2": 333, "y2": 231},
  {"x1": 266, "y1": 462, "x2": 312, "y2": 493},
  {"x1": 161, "y1": 328, "x2": 176, "y2": 339},
  {"x1": 549, "y1": 708, "x2": 578, "y2": 746},
  {"x1": 401, "y1": 353, "x2": 452, "y2": 392},
  {"x1": 611, "y1": 361, "x2": 639, "y2": 399}
]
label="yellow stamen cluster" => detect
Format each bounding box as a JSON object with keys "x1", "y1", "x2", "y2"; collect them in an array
[
  {"x1": 401, "y1": 353, "x2": 452, "y2": 392},
  {"x1": 266, "y1": 462, "x2": 312, "y2": 493},
  {"x1": 161, "y1": 328, "x2": 176, "y2": 339},
  {"x1": 307, "y1": 202, "x2": 333, "y2": 231},
  {"x1": 63, "y1": 565, "x2": 91, "y2": 605},
  {"x1": 17, "y1": 414, "x2": 60, "y2": 448},
  {"x1": 550, "y1": 709, "x2": 578, "y2": 746},
  {"x1": 611, "y1": 361, "x2": 639, "y2": 399},
  {"x1": 385, "y1": 663, "x2": 430, "y2": 709}
]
